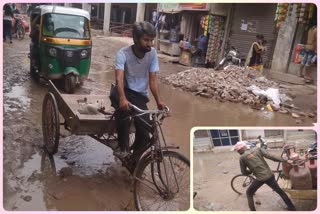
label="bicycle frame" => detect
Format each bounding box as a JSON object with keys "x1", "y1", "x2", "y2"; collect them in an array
[
  {"x1": 94, "y1": 104, "x2": 182, "y2": 196},
  {"x1": 129, "y1": 108, "x2": 181, "y2": 197}
]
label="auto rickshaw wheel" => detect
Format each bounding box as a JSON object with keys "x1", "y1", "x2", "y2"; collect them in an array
[
  {"x1": 16, "y1": 24, "x2": 25, "y2": 40},
  {"x1": 64, "y1": 74, "x2": 76, "y2": 94},
  {"x1": 30, "y1": 60, "x2": 40, "y2": 82},
  {"x1": 42, "y1": 92, "x2": 60, "y2": 155}
]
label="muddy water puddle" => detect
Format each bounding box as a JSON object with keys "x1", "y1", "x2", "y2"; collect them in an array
[
  {"x1": 6, "y1": 149, "x2": 132, "y2": 211},
  {"x1": 4, "y1": 85, "x2": 31, "y2": 111}
]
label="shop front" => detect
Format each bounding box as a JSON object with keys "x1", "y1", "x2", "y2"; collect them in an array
[
  {"x1": 227, "y1": 3, "x2": 278, "y2": 68},
  {"x1": 271, "y1": 3, "x2": 317, "y2": 83},
  {"x1": 287, "y1": 4, "x2": 317, "y2": 82},
  {"x1": 158, "y1": 3, "x2": 211, "y2": 66}
]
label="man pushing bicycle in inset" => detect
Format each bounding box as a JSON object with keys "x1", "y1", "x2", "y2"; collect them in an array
[{"x1": 233, "y1": 141, "x2": 296, "y2": 211}]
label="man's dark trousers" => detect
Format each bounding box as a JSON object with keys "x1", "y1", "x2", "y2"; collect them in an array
[
  {"x1": 110, "y1": 87, "x2": 151, "y2": 154},
  {"x1": 246, "y1": 175, "x2": 296, "y2": 211}
]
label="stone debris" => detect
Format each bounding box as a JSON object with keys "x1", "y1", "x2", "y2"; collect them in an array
[
  {"x1": 255, "y1": 199, "x2": 262, "y2": 205},
  {"x1": 279, "y1": 109, "x2": 289, "y2": 114},
  {"x1": 307, "y1": 113, "x2": 316, "y2": 118},
  {"x1": 59, "y1": 167, "x2": 73, "y2": 178},
  {"x1": 22, "y1": 195, "x2": 32, "y2": 202},
  {"x1": 204, "y1": 202, "x2": 216, "y2": 211},
  {"x1": 291, "y1": 113, "x2": 300, "y2": 118},
  {"x1": 164, "y1": 66, "x2": 315, "y2": 119}
]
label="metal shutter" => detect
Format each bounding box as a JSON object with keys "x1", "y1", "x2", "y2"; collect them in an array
[{"x1": 228, "y1": 3, "x2": 277, "y2": 68}]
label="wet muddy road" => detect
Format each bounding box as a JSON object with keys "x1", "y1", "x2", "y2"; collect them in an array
[{"x1": 2, "y1": 34, "x2": 315, "y2": 211}]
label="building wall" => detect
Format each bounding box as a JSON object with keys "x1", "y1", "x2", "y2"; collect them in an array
[
  {"x1": 241, "y1": 130, "x2": 265, "y2": 139},
  {"x1": 286, "y1": 130, "x2": 316, "y2": 142},
  {"x1": 271, "y1": 4, "x2": 298, "y2": 73},
  {"x1": 209, "y1": 3, "x2": 230, "y2": 16},
  {"x1": 145, "y1": 3, "x2": 157, "y2": 23},
  {"x1": 194, "y1": 130, "x2": 315, "y2": 152},
  {"x1": 111, "y1": 3, "x2": 137, "y2": 24},
  {"x1": 193, "y1": 130, "x2": 213, "y2": 152}
]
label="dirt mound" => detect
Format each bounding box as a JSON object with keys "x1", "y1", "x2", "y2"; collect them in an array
[{"x1": 164, "y1": 66, "x2": 315, "y2": 119}]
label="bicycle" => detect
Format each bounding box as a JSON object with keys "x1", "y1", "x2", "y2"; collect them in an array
[
  {"x1": 99, "y1": 104, "x2": 190, "y2": 211},
  {"x1": 230, "y1": 170, "x2": 283, "y2": 195}
]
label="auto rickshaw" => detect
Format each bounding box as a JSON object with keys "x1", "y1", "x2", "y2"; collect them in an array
[{"x1": 29, "y1": 5, "x2": 92, "y2": 93}]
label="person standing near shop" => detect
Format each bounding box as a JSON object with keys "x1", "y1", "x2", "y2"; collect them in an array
[
  {"x1": 299, "y1": 23, "x2": 317, "y2": 83},
  {"x1": 233, "y1": 141, "x2": 296, "y2": 211},
  {"x1": 245, "y1": 34, "x2": 266, "y2": 71},
  {"x1": 3, "y1": 4, "x2": 14, "y2": 44}
]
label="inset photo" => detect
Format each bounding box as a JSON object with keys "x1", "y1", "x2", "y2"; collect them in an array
[{"x1": 193, "y1": 129, "x2": 317, "y2": 211}]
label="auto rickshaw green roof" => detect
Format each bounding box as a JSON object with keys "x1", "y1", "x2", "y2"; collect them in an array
[{"x1": 33, "y1": 5, "x2": 90, "y2": 20}]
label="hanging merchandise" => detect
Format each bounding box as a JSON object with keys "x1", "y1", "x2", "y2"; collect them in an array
[
  {"x1": 275, "y1": 3, "x2": 289, "y2": 28},
  {"x1": 204, "y1": 15, "x2": 209, "y2": 36},
  {"x1": 307, "y1": 4, "x2": 315, "y2": 25},
  {"x1": 205, "y1": 15, "x2": 225, "y2": 64},
  {"x1": 296, "y1": 3, "x2": 308, "y2": 24},
  {"x1": 287, "y1": 4, "x2": 294, "y2": 16}
]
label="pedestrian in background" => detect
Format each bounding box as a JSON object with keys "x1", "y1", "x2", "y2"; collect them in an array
[
  {"x1": 3, "y1": 4, "x2": 14, "y2": 44},
  {"x1": 245, "y1": 34, "x2": 266, "y2": 72},
  {"x1": 299, "y1": 22, "x2": 317, "y2": 83}
]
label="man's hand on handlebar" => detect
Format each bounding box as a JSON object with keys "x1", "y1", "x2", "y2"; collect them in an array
[
  {"x1": 157, "y1": 101, "x2": 166, "y2": 110},
  {"x1": 119, "y1": 97, "x2": 130, "y2": 111}
]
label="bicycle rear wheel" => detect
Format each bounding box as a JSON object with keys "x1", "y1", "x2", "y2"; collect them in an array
[
  {"x1": 231, "y1": 174, "x2": 254, "y2": 195},
  {"x1": 133, "y1": 151, "x2": 190, "y2": 211}
]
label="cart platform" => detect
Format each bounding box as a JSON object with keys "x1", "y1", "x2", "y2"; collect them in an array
[{"x1": 48, "y1": 80, "x2": 116, "y2": 135}]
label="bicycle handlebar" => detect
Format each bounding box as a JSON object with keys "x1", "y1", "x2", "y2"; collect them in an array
[{"x1": 129, "y1": 103, "x2": 170, "y2": 115}]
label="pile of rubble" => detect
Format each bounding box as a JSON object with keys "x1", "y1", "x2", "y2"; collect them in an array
[{"x1": 164, "y1": 65, "x2": 315, "y2": 121}]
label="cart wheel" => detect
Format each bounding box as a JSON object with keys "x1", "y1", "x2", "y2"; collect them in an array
[
  {"x1": 64, "y1": 74, "x2": 76, "y2": 94},
  {"x1": 42, "y1": 92, "x2": 60, "y2": 155}
]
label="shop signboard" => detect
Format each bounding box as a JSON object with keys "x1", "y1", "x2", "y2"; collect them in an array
[
  {"x1": 159, "y1": 3, "x2": 180, "y2": 12},
  {"x1": 159, "y1": 3, "x2": 209, "y2": 12},
  {"x1": 179, "y1": 3, "x2": 209, "y2": 11}
]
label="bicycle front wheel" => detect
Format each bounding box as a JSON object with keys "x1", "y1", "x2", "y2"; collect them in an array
[
  {"x1": 231, "y1": 174, "x2": 254, "y2": 195},
  {"x1": 133, "y1": 151, "x2": 190, "y2": 211}
]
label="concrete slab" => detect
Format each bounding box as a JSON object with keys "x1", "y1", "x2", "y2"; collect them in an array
[
  {"x1": 269, "y1": 71, "x2": 305, "y2": 85},
  {"x1": 288, "y1": 62, "x2": 317, "y2": 85},
  {"x1": 284, "y1": 85, "x2": 316, "y2": 95},
  {"x1": 158, "y1": 53, "x2": 180, "y2": 63}
]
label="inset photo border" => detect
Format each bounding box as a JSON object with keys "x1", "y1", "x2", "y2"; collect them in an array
[{"x1": 193, "y1": 128, "x2": 317, "y2": 211}]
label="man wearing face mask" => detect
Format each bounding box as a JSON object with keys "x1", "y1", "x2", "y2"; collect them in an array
[{"x1": 110, "y1": 21, "x2": 166, "y2": 158}]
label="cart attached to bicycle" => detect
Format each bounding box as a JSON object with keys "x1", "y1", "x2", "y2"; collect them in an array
[{"x1": 41, "y1": 80, "x2": 190, "y2": 211}]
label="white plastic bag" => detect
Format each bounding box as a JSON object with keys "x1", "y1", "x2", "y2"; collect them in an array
[{"x1": 247, "y1": 85, "x2": 281, "y2": 105}]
